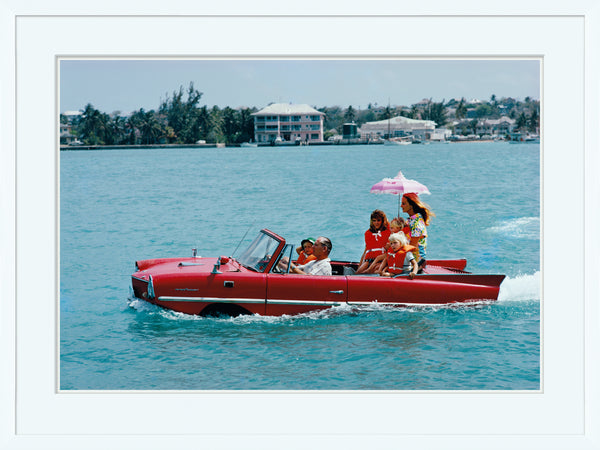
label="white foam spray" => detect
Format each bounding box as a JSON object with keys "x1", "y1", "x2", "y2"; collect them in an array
[
  {"x1": 488, "y1": 217, "x2": 540, "y2": 240},
  {"x1": 498, "y1": 271, "x2": 541, "y2": 302}
]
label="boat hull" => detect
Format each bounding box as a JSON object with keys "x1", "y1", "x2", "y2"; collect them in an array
[{"x1": 131, "y1": 259, "x2": 504, "y2": 317}]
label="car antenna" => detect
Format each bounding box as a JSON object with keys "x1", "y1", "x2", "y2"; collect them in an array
[{"x1": 231, "y1": 221, "x2": 255, "y2": 258}]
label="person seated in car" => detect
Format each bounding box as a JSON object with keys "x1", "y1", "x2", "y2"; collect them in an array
[
  {"x1": 290, "y1": 237, "x2": 332, "y2": 275},
  {"x1": 295, "y1": 237, "x2": 316, "y2": 265},
  {"x1": 379, "y1": 232, "x2": 418, "y2": 279},
  {"x1": 363, "y1": 216, "x2": 406, "y2": 273},
  {"x1": 356, "y1": 209, "x2": 391, "y2": 274}
]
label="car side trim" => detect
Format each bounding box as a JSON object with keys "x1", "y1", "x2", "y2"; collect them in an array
[{"x1": 158, "y1": 296, "x2": 265, "y2": 304}]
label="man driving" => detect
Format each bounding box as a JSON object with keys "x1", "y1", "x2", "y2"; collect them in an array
[{"x1": 290, "y1": 236, "x2": 332, "y2": 276}]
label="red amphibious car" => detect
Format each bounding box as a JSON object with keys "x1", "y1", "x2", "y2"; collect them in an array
[{"x1": 131, "y1": 229, "x2": 505, "y2": 317}]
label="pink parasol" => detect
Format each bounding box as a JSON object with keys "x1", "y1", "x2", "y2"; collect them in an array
[{"x1": 370, "y1": 171, "x2": 430, "y2": 217}]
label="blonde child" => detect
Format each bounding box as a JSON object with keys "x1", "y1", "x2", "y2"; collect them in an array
[
  {"x1": 390, "y1": 217, "x2": 405, "y2": 233},
  {"x1": 379, "y1": 232, "x2": 418, "y2": 279}
]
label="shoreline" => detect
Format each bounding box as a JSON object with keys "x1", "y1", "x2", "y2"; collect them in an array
[{"x1": 59, "y1": 139, "x2": 508, "y2": 151}]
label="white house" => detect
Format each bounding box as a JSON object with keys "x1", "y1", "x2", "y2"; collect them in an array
[
  {"x1": 475, "y1": 117, "x2": 516, "y2": 136},
  {"x1": 359, "y1": 116, "x2": 437, "y2": 141},
  {"x1": 452, "y1": 116, "x2": 516, "y2": 136},
  {"x1": 251, "y1": 103, "x2": 325, "y2": 143},
  {"x1": 430, "y1": 128, "x2": 452, "y2": 141}
]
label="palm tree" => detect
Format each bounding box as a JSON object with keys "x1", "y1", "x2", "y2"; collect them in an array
[
  {"x1": 208, "y1": 106, "x2": 224, "y2": 143},
  {"x1": 516, "y1": 112, "x2": 528, "y2": 131},
  {"x1": 159, "y1": 82, "x2": 204, "y2": 144},
  {"x1": 429, "y1": 101, "x2": 447, "y2": 127},
  {"x1": 456, "y1": 98, "x2": 467, "y2": 120},
  {"x1": 107, "y1": 115, "x2": 127, "y2": 145},
  {"x1": 469, "y1": 119, "x2": 478, "y2": 135},
  {"x1": 529, "y1": 109, "x2": 540, "y2": 133},
  {"x1": 222, "y1": 107, "x2": 239, "y2": 143},
  {"x1": 139, "y1": 111, "x2": 163, "y2": 144},
  {"x1": 78, "y1": 103, "x2": 109, "y2": 145},
  {"x1": 238, "y1": 107, "x2": 255, "y2": 143},
  {"x1": 382, "y1": 105, "x2": 392, "y2": 120},
  {"x1": 197, "y1": 106, "x2": 211, "y2": 140},
  {"x1": 409, "y1": 105, "x2": 419, "y2": 119},
  {"x1": 344, "y1": 105, "x2": 356, "y2": 123}
]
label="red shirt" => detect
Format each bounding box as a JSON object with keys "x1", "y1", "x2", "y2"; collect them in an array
[{"x1": 364, "y1": 228, "x2": 391, "y2": 259}]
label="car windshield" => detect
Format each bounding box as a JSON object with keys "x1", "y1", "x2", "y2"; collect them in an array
[{"x1": 237, "y1": 231, "x2": 282, "y2": 272}]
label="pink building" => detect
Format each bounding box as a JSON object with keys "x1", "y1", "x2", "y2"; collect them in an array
[{"x1": 252, "y1": 103, "x2": 325, "y2": 143}]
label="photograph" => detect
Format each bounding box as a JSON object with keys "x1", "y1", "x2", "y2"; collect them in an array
[
  {"x1": 3, "y1": 6, "x2": 597, "y2": 449},
  {"x1": 59, "y1": 58, "x2": 541, "y2": 390}
]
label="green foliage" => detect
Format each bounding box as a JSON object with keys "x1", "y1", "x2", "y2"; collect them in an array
[
  {"x1": 420, "y1": 100, "x2": 447, "y2": 127},
  {"x1": 529, "y1": 109, "x2": 540, "y2": 132},
  {"x1": 455, "y1": 98, "x2": 467, "y2": 119},
  {"x1": 208, "y1": 106, "x2": 224, "y2": 143},
  {"x1": 344, "y1": 105, "x2": 356, "y2": 123},
  {"x1": 158, "y1": 82, "x2": 205, "y2": 143},
  {"x1": 516, "y1": 112, "x2": 528, "y2": 130},
  {"x1": 320, "y1": 106, "x2": 344, "y2": 133},
  {"x1": 76, "y1": 104, "x2": 112, "y2": 145},
  {"x1": 474, "y1": 103, "x2": 494, "y2": 118}
]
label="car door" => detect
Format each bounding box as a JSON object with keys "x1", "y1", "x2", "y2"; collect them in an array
[{"x1": 265, "y1": 273, "x2": 347, "y2": 316}]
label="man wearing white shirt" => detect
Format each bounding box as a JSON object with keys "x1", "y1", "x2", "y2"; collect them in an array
[{"x1": 290, "y1": 237, "x2": 332, "y2": 276}]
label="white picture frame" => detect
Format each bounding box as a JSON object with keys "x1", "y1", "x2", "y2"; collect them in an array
[{"x1": 1, "y1": 1, "x2": 599, "y2": 448}]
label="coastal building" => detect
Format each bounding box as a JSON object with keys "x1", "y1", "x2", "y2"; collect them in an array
[
  {"x1": 359, "y1": 115, "x2": 437, "y2": 141},
  {"x1": 451, "y1": 116, "x2": 516, "y2": 137},
  {"x1": 62, "y1": 110, "x2": 83, "y2": 120},
  {"x1": 475, "y1": 117, "x2": 516, "y2": 136},
  {"x1": 342, "y1": 122, "x2": 358, "y2": 139},
  {"x1": 251, "y1": 103, "x2": 325, "y2": 144},
  {"x1": 430, "y1": 128, "x2": 452, "y2": 141},
  {"x1": 60, "y1": 123, "x2": 78, "y2": 145}
]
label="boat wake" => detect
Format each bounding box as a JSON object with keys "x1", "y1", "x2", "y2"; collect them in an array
[
  {"x1": 487, "y1": 216, "x2": 540, "y2": 240},
  {"x1": 498, "y1": 271, "x2": 540, "y2": 302},
  {"x1": 127, "y1": 297, "x2": 161, "y2": 314}
]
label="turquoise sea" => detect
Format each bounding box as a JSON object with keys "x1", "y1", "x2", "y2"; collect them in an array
[{"x1": 60, "y1": 142, "x2": 540, "y2": 390}]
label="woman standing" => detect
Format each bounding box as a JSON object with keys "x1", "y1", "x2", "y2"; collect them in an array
[{"x1": 401, "y1": 193, "x2": 435, "y2": 271}]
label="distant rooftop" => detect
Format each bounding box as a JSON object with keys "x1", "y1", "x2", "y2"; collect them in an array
[
  {"x1": 363, "y1": 115, "x2": 436, "y2": 127},
  {"x1": 252, "y1": 103, "x2": 324, "y2": 116}
]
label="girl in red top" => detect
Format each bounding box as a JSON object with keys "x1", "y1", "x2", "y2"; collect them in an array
[
  {"x1": 362, "y1": 216, "x2": 406, "y2": 273},
  {"x1": 356, "y1": 209, "x2": 391, "y2": 274}
]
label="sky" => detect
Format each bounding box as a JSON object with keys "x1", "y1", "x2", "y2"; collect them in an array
[{"x1": 59, "y1": 59, "x2": 540, "y2": 114}]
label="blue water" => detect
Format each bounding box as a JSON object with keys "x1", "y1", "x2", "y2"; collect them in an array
[{"x1": 60, "y1": 142, "x2": 540, "y2": 390}]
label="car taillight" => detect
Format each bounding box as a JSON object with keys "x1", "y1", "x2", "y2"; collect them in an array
[{"x1": 147, "y1": 275, "x2": 155, "y2": 300}]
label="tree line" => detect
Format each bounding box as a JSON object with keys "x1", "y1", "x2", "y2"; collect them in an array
[
  {"x1": 321, "y1": 96, "x2": 540, "y2": 139},
  {"x1": 61, "y1": 83, "x2": 541, "y2": 146},
  {"x1": 63, "y1": 83, "x2": 255, "y2": 146}
]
